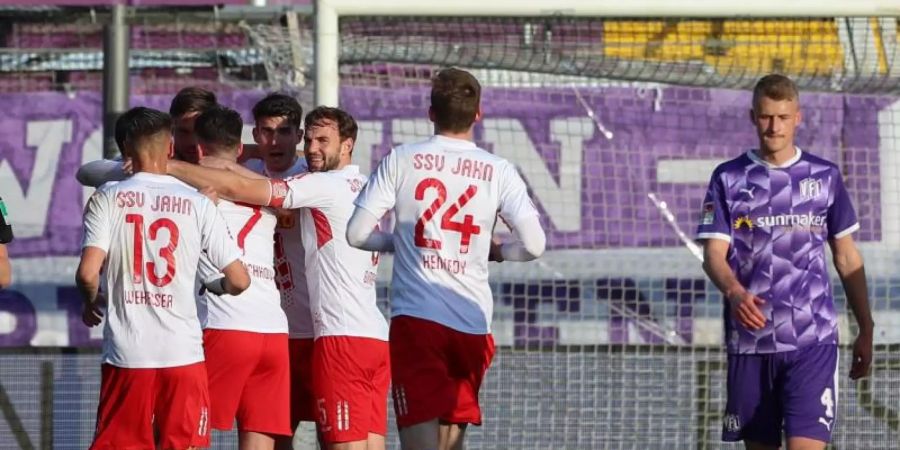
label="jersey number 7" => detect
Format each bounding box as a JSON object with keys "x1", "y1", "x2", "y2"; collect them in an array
[
  {"x1": 126, "y1": 214, "x2": 180, "y2": 287},
  {"x1": 414, "y1": 178, "x2": 481, "y2": 253}
]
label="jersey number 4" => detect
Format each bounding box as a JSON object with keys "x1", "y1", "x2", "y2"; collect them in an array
[
  {"x1": 125, "y1": 214, "x2": 180, "y2": 287},
  {"x1": 414, "y1": 178, "x2": 481, "y2": 253}
]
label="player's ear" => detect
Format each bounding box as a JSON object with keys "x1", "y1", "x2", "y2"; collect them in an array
[
  {"x1": 428, "y1": 106, "x2": 436, "y2": 123},
  {"x1": 167, "y1": 138, "x2": 175, "y2": 159},
  {"x1": 748, "y1": 108, "x2": 756, "y2": 125},
  {"x1": 252, "y1": 126, "x2": 261, "y2": 144},
  {"x1": 474, "y1": 105, "x2": 483, "y2": 123},
  {"x1": 341, "y1": 137, "x2": 355, "y2": 157},
  {"x1": 236, "y1": 142, "x2": 244, "y2": 159},
  {"x1": 795, "y1": 108, "x2": 802, "y2": 126},
  {"x1": 197, "y1": 144, "x2": 205, "y2": 160}
]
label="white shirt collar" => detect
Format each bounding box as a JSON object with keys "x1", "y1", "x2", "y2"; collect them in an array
[{"x1": 746, "y1": 146, "x2": 802, "y2": 169}]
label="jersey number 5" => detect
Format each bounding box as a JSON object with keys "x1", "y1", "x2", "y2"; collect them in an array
[
  {"x1": 414, "y1": 178, "x2": 481, "y2": 253},
  {"x1": 126, "y1": 214, "x2": 180, "y2": 287}
]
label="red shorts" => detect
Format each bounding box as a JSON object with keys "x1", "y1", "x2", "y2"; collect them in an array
[
  {"x1": 312, "y1": 336, "x2": 390, "y2": 444},
  {"x1": 90, "y1": 362, "x2": 210, "y2": 450},
  {"x1": 203, "y1": 329, "x2": 291, "y2": 436},
  {"x1": 389, "y1": 315, "x2": 495, "y2": 428},
  {"x1": 289, "y1": 338, "x2": 316, "y2": 427}
]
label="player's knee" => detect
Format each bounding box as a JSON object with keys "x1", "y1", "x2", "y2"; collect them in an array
[{"x1": 399, "y1": 421, "x2": 440, "y2": 450}]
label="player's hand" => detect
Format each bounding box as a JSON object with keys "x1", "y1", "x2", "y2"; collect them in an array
[
  {"x1": 727, "y1": 291, "x2": 767, "y2": 330},
  {"x1": 121, "y1": 158, "x2": 133, "y2": 175},
  {"x1": 82, "y1": 301, "x2": 104, "y2": 327},
  {"x1": 200, "y1": 186, "x2": 219, "y2": 205},
  {"x1": 488, "y1": 236, "x2": 504, "y2": 262},
  {"x1": 850, "y1": 330, "x2": 873, "y2": 380}
]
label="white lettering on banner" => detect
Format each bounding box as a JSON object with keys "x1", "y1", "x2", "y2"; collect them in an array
[
  {"x1": 241, "y1": 124, "x2": 254, "y2": 144},
  {"x1": 354, "y1": 120, "x2": 383, "y2": 175},
  {"x1": 80, "y1": 128, "x2": 103, "y2": 207},
  {"x1": 656, "y1": 159, "x2": 725, "y2": 184},
  {"x1": 391, "y1": 119, "x2": 432, "y2": 149},
  {"x1": 878, "y1": 99, "x2": 900, "y2": 247},
  {"x1": 0, "y1": 120, "x2": 71, "y2": 238},
  {"x1": 484, "y1": 118, "x2": 592, "y2": 232}
]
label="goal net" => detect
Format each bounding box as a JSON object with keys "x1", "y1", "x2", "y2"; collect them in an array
[
  {"x1": 1, "y1": 7, "x2": 899, "y2": 450},
  {"x1": 247, "y1": 13, "x2": 900, "y2": 449}
]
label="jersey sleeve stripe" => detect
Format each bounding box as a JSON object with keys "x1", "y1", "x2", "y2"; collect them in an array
[
  {"x1": 696, "y1": 232, "x2": 731, "y2": 243},
  {"x1": 831, "y1": 222, "x2": 860, "y2": 239}
]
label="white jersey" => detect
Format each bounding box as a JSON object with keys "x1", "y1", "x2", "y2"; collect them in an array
[
  {"x1": 354, "y1": 136, "x2": 539, "y2": 334},
  {"x1": 82, "y1": 173, "x2": 241, "y2": 368},
  {"x1": 270, "y1": 165, "x2": 388, "y2": 341},
  {"x1": 245, "y1": 157, "x2": 314, "y2": 339},
  {"x1": 197, "y1": 199, "x2": 286, "y2": 333}
]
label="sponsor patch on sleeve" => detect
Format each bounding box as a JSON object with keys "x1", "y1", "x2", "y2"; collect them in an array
[
  {"x1": 269, "y1": 179, "x2": 289, "y2": 208},
  {"x1": 700, "y1": 202, "x2": 715, "y2": 225}
]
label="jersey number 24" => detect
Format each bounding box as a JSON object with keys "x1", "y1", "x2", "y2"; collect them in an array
[{"x1": 414, "y1": 178, "x2": 481, "y2": 253}]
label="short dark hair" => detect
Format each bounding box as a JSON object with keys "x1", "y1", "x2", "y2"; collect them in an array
[
  {"x1": 430, "y1": 68, "x2": 481, "y2": 133},
  {"x1": 194, "y1": 106, "x2": 243, "y2": 155},
  {"x1": 169, "y1": 86, "x2": 217, "y2": 118},
  {"x1": 252, "y1": 93, "x2": 304, "y2": 128},
  {"x1": 304, "y1": 106, "x2": 358, "y2": 143},
  {"x1": 114, "y1": 113, "x2": 132, "y2": 153},
  {"x1": 120, "y1": 107, "x2": 172, "y2": 152},
  {"x1": 752, "y1": 74, "x2": 799, "y2": 110}
]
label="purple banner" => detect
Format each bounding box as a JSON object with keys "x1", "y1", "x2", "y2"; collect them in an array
[
  {"x1": 0, "y1": 86, "x2": 896, "y2": 346},
  {"x1": 0, "y1": 0, "x2": 297, "y2": 5}
]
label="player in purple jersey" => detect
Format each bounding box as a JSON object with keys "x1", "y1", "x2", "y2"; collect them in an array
[{"x1": 697, "y1": 74, "x2": 873, "y2": 450}]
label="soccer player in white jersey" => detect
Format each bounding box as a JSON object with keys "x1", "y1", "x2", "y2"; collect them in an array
[
  {"x1": 76, "y1": 87, "x2": 219, "y2": 187},
  {"x1": 168, "y1": 106, "x2": 390, "y2": 450},
  {"x1": 346, "y1": 68, "x2": 546, "y2": 450},
  {"x1": 192, "y1": 106, "x2": 292, "y2": 449},
  {"x1": 76, "y1": 107, "x2": 250, "y2": 450},
  {"x1": 245, "y1": 94, "x2": 317, "y2": 450}
]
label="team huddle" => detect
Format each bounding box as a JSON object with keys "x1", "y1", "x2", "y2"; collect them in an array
[
  {"x1": 74, "y1": 68, "x2": 546, "y2": 450},
  {"x1": 73, "y1": 69, "x2": 873, "y2": 450}
]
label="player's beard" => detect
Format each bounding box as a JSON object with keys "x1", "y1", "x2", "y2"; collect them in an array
[{"x1": 307, "y1": 151, "x2": 341, "y2": 172}]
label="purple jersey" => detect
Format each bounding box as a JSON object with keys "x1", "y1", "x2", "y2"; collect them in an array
[{"x1": 697, "y1": 149, "x2": 859, "y2": 354}]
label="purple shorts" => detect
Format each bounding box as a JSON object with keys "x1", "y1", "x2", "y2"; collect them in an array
[{"x1": 722, "y1": 344, "x2": 837, "y2": 446}]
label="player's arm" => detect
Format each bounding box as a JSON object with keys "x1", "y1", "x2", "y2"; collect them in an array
[
  {"x1": 490, "y1": 214, "x2": 545, "y2": 262},
  {"x1": 697, "y1": 170, "x2": 765, "y2": 330},
  {"x1": 346, "y1": 207, "x2": 394, "y2": 252},
  {"x1": 493, "y1": 164, "x2": 546, "y2": 262},
  {"x1": 203, "y1": 260, "x2": 251, "y2": 296},
  {"x1": 0, "y1": 197, "x2": 12, "y2": 288},
  {"x1": 77, "y1": 190, "x2": 112, "y2": 326},
  {"x1": 826, "y1": 172, "x2": 872, "y2": 379},
  {"x1": 0, "y1": 244, "x2": 10, "y2": 289},
  {"x1": 347, "y1": 150, "x2": 399, "y2": 251},
  {"x1": 199, "y1": 156, "x2": 268, "y2": 180},
  {"x1": 198, "y1": 198, "x2": 250, "y2": 295},
  {"x1": 701, "y1": 239, "x2": 765, "y2": 330},
  {"x1": 168, "y1": 159, "x2": 271, "y2": 206},
  {"x1": 829, "y1": 235, "x2": 872, "y2": 379},
  {"x1": 76, "y1": 246, "x2": 106, "y2": 307},
  {"x1": 75, "y1": 159, "x2": 130, "y2": 188}
]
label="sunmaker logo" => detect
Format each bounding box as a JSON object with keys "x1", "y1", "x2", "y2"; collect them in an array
[
  {"x1": 733, "y1": 216, "x2": 753, "y2": 230},
  {"x1": 734, "y1": 212, "x2": 826, "y2": 231}
]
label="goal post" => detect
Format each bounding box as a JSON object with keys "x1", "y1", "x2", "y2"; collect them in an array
[
  {"x1": 313, "y1": 0, "x2": 900, "y2": 106},
  {"x1": 278, "y1": 2, "x2": 900, "y2": 448}
]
